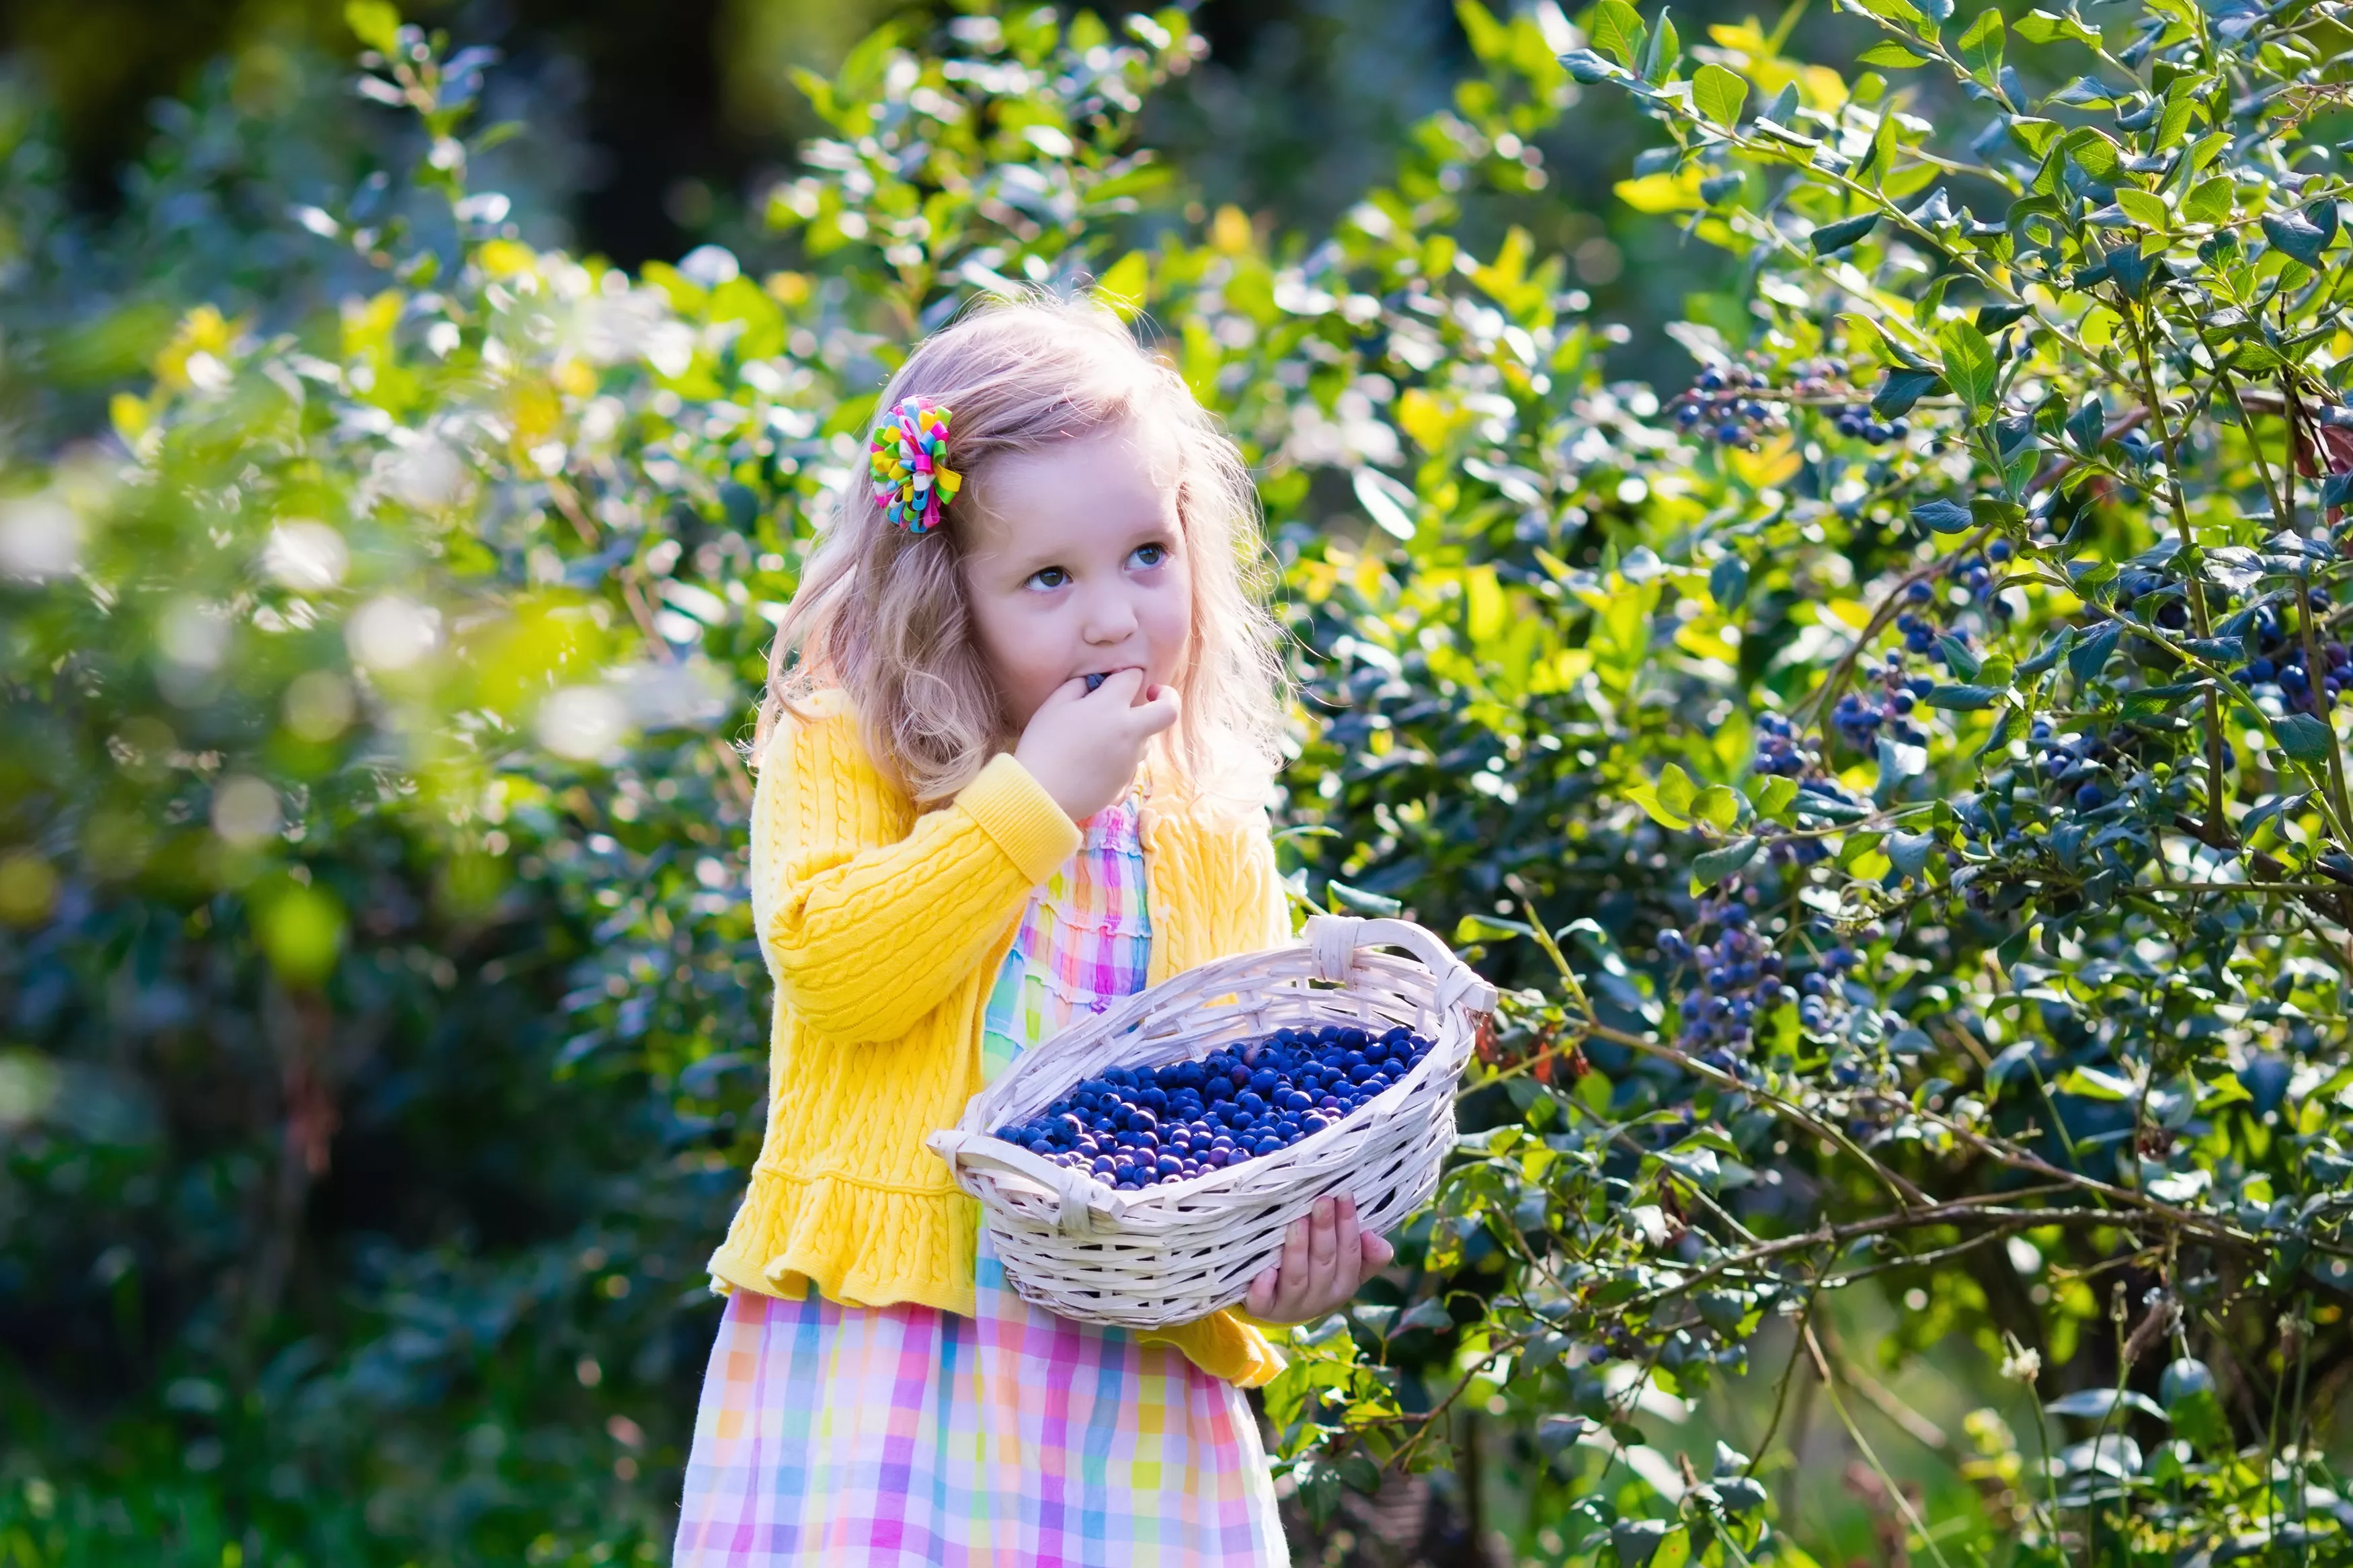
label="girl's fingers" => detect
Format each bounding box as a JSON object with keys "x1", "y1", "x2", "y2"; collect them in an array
[
  {"x1": 1131, "y1": 686, "x2": 1181, "y2": 737},
  {"x1": 1266, "y1": 1214, "x2": 1309, "y2": 1318},
  {"x1": 1247, "y1": 1265, "x2": 1277, "y2": 1317},
  {"x1": 1307, "y1": 1196, "x2": 1339, "y2": 1283},
  {"x1": 1339, "y1": 1195, "x2": 1367, "y2": 1289}
]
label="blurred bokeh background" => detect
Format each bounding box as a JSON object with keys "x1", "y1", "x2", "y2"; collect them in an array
[{"x1": 0, "y1": 0, "x2": 1851, "y2": 399}]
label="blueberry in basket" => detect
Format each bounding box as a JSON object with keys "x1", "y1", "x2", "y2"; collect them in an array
[{"x1": 988, "y1": 1023, "x2": 1435, "y2": 1191}]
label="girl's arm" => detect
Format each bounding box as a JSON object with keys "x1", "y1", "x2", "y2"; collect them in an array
[{"x1": 752, "y1": 706, "x2": 1081, "y2": 1044}]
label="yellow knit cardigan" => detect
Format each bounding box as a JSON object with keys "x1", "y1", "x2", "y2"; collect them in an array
[{"x1": 704, "y1": 688, "x2": 1290, "y2": 1387}]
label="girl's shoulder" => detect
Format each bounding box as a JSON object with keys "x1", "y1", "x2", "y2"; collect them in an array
[{"x1": 755, "y1": 687, "x2": 865, "y2": 772}]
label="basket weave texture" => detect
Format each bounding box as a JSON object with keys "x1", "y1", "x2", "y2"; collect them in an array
[{"x1": 926, "y1": 915, "x2": 1498, "y2": 1329}]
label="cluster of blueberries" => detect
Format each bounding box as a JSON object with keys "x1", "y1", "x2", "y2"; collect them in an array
[
  {"x1": 1751, "y1": 713, "x2": 1864, "y2": 869},
  {"x1": 2230, "y1": 594, "x2": 2348, "y2": 715},
  {"x1": 2031, "y1": 719, "x2": 2128, "y2": 811},
  {"x1": 1668, "y1": 359, "x2": 1915, "y2": 449},
  {"x1": 1671, "y1": 362, "x2": 1784, "y2": 448},
  {"x1": 1658, "y1": 886, "x2": 1861, "y2": 1069},
  {"x1": 990, "y1": 1024, "x2": 1436, "y2": 1190},
  {"x1": 1832, "y1": 546, "x2": 2022, "y2": 754},
  {"x1": 1831, "y1": 662, "x2": 1935, "y2": 755},
  {"x1": 1830, "y1": 407, "x2": 1910, "y2": 446}
]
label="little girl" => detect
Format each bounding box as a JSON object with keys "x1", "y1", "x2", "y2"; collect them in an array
[{"x1": 672, "y1": 298, "x2": 1396, "y2": 1565}]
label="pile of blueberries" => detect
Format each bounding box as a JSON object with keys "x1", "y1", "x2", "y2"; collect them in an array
[{"x1": 989, "y1": 1023, "x2": 1435, "y2": 1190}]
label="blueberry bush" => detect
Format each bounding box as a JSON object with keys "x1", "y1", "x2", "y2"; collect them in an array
[{"x1": 7, "y1": 0, "x2": 2353, "y2": 1563}]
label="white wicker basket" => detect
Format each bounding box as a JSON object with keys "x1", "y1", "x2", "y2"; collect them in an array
[{"x1": 926, "y1": 915, "x2": 1498, "y2": 1329}]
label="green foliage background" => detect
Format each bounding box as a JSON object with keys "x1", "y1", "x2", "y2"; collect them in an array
[{"x1": 10, "y1": 1, "x2": 2353, "y2": 1565}]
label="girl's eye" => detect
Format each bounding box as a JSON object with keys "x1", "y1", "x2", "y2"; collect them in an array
[
  {"x1": 1130, "y1": 543, "x2": 1169, "y2": 569},
  {"x1": 1028, "y1": 567, "x2": 1070, "y2": 590}
]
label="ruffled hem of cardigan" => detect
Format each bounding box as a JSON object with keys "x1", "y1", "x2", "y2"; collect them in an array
[
  {"x1": 703, "y1": 1164, "x2": 1288, "y2": 1387},
  {"x1": 705, "y1": 1163, "x2": 981, "y2": 1318}
]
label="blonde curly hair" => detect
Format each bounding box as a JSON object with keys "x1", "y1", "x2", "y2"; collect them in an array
[{"x1": 758, "y1": 294, "x2": 1290, "y2": 815}]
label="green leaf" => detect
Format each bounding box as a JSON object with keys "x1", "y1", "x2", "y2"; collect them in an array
[
  {"x1": 2123, "y1": 679, "x2": 2209, "y2": 716},
  {"x1": 1921, "y1": 684, "x2": 2003, "y2": 710},
  {"x1": 1810, "y1": 211, "x2": 1881, "y2": 255},
  {"x1": 1958, "y1": 8, "x2": 2004, "y2": 79},
  {"x1": 1691, "y1": 63, "x2": 1749, "y2": 127},
  {"x1": 1626, "y1": 782, "x2": 1692, "y2": 831},
  {"x1": 1691, "y1": 835, "x2": 1761, "y2": 891},
  {"x1": 1755, "y1": 774, "x2": 1800, "y2": 822},
  {"x1": 1858, "y1": 40, "x2": 1932, "y2": 66},
  {"x1": 2263, "y1": 204, "x2": 2337, "y2": 267},
  {"x1": 1709, "y1": 554, "x2": 1749, "y2": 611},
  {"x1": 2015, "y1": 8, "x2": 2102, "y2": 44},
  {"x1": 1872, "y1": 367, "x2": 1945, "y2": 418},
  {"x1": 1613, "y1": 1520, "x2": 1671, "y2": 1568},
  {"x1": 2227, "y1": 340, "x2": 2287, "y2": 376},
  {"x1": 2069, "y1": 622, "x2": 2122, "y2": 683},
  {"x1": 1912, "y1": 498, "x2": 1975, "y2": 533},
  {"x1": 1326, "y1": 879, "x2": 1406, "y2": 917},
  {"x1": 1887, "y1": 829, "x2": 1936, "y2": 876},
  {"x1": 2046, "y1": 1387, "x2": 2165, "y2": 1420},
  {"x1": 1937, "y1": 634, "x2": 1983, "y2": 680},
  {"x1": 2005, "y1": 118, "x2": 2061, "y2": 157},
  {"x1": 1657, "y1": 761, "x2": 1697, "y2": 820},
  {"x1": 1851, "y1": 0, "x2": 1929, "y2": 26},
  {"x1": 345, "y1": 0, "x2": 402, "y2": 52},
  {"x1": 1936, "y1": 319, "x2": 1999, "y2": 412},
  {"x1": 1640, "y1": 5, "x2": 1681, "y2": 81},
  {"x1": 1560, "y1": 46, "x2": 1626, "y2": 82},
  {"x1": 2182, "y1": 175, "x2": 2235, "y2": 225},
  {"x1": 2274, "y1": 713, "x2": 2336, "y2": 765},
  {"x1": 1694, "y1": 784, "x2": 1744, "y2": 832},
  {"x1": 1590, "y1": 0, "x2": 1647, "y2": 66},
  {"x1": 2115, "y1": 188, "x2": 2170, "y2": 230},
  {"x1": 2065, "y1": 127, "x2": 2122, "y2": 180}
]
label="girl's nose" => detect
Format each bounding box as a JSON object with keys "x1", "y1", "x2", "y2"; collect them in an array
[{"x1": 1081, "y1": 587, "x2": 1140, "y2": 644}]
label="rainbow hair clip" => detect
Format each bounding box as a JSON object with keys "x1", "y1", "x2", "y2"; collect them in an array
[{"x1": 869, "y1": 397, "x2": 962, "y2": 534}]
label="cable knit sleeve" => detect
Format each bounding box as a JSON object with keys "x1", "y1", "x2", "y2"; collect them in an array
[{"x1": 752, "y1": 706, "x2": 1082, "y2": 1044}]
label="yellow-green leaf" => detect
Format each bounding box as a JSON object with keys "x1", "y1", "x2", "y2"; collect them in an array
[
  {"x1": 1958, "y1": 8, "x2": 2004, "y2": 79},
  {"x1": 1589, "y1": 0, "x2": 1646, "y2": 66},
  {"x1": 1695, "y1": 784, "x2": 1745, "y2": 832},
  {"x1": 2116, "y1": 188, "x2": 2170, "y2": 229},
  {"x1": 2182, "y1": 176, "x2": 2235, "y2": 226},
  {"x1": 1658, "y1": 762, "x2": 1697, "y2": 820},
  {"x1": 345, "y1": 0, "x2": 401, "y2": 52},
  {"x1": 1691, "y1": 63, "x2": 1749, "y2": 127},
  {"x1": 1858, "y1": 40, "x2": 1931, "y2": 67}
]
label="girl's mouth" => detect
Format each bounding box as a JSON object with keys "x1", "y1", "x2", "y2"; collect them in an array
[{"x1": 1084, "y1": 673, "x2": 1106, "y2": 692}]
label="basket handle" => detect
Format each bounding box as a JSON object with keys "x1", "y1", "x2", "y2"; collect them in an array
[
  {"x1": 1302, "y1": 914, "x2": 1499, "y2": 1017},
  {"x1": 926, "y1": 1128, "x2": 1119, "y2": 1238}
]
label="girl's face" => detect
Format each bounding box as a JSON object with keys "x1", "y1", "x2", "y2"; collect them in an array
[{"x1": 958, "y1": 421, "x2": 1194, "y2": 735}]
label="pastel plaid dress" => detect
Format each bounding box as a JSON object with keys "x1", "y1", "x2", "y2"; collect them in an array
[{"x1": 672, "y1": 789, "x2": 1291, "y2": 1566}]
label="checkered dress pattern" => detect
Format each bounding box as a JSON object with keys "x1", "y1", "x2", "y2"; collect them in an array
[{"x1": 672, "y1": 790, "x2": 1290, "y2": 1565}]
